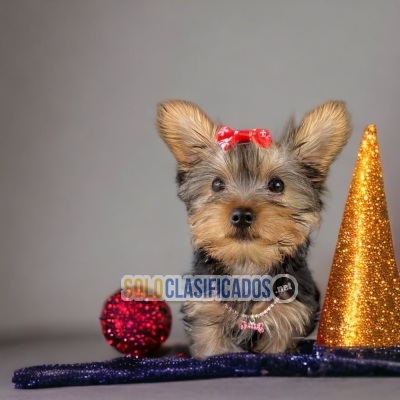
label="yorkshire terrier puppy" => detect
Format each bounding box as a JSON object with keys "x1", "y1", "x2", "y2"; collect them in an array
[{"x1": 156, "y1": 100, "x2": 351, "y2": 359}]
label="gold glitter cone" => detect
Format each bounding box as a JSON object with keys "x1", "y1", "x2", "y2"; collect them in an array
[{"x1": 316, "y1": 125, "x2": 400, "y2": 347}]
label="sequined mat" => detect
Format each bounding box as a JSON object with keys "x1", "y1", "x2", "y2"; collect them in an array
[{"x1": 13, "y1": 341, "x2": 400, "y2": 389}]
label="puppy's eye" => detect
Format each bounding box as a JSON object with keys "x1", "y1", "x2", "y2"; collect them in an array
[
  {"x1": 212, "y1": 178, "x2": 225, "y2": 192},
  {"x1": 267, "y1": 177, "x2": 284, "y2": 193}
]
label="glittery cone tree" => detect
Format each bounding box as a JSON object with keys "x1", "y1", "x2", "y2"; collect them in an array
[{"x1": 317, "y1": 125, "x2": 400, "y2": 347}]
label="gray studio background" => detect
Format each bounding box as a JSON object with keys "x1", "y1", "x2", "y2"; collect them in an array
[{"x1": 1, "y1": 0, "x2": 400, "y2": 345}]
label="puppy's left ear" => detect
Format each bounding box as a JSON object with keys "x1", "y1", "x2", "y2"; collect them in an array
[{"x1": 281, "y1": 101, "x2": 351, "y2": 187}]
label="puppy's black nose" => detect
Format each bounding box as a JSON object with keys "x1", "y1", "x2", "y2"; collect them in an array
[{"x1": 230, "y1": 208, "x2": 255, "y2": 229}]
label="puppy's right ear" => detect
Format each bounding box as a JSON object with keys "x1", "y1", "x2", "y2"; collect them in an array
[{"x1": 156, "y1": 100, "x2": 217, "y2": 169}]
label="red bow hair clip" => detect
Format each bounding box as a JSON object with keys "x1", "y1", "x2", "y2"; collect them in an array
[{"x1": 217, "y1": 126, "x2": 272, "y2": 151}]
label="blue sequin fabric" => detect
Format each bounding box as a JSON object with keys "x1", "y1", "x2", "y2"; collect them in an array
[{"x1": 13, "y1": 342, "x2": 400, "y2": 389}]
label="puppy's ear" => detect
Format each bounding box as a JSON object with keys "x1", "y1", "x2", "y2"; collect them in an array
[
  {"x1": 281, "y1": 101, "x2": 351, "y2": 187},
  {"x1": 156, "y1": 100, "x2": 217, "y2": 169}
]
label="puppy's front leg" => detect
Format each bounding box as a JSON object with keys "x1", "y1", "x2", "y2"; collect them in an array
[
  {"x1": 182, "y1": 301, "x2": 243, "y2": 360},
  {"x1": 189, "y1": 323, "x2": 244, "y2": 360},
  {"x1": 252, "y1": 300, "x2": 312, "y2": 354}
]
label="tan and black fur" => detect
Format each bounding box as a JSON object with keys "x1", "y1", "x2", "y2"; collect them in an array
[{"x1": 156, "y1": 100, "x2": 351, "y2": 359}]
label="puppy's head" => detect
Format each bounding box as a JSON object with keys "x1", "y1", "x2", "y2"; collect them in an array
[{"x1": 157, "y1": 100, "x2": 351, "y2": 271}]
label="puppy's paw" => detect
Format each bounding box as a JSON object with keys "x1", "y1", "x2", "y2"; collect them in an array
[{"x1": 190, "y1": 341, "x2": 245, "y2": 360}]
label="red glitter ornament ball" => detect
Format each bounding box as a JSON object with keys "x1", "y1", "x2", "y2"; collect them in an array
[{"x1": 100, "y1": 290, "x2": 172, "y2": 357}]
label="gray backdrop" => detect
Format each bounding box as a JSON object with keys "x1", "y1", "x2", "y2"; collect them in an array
[{"x1": 1, "y1": 0, "x2": 400, "y2": 345}]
